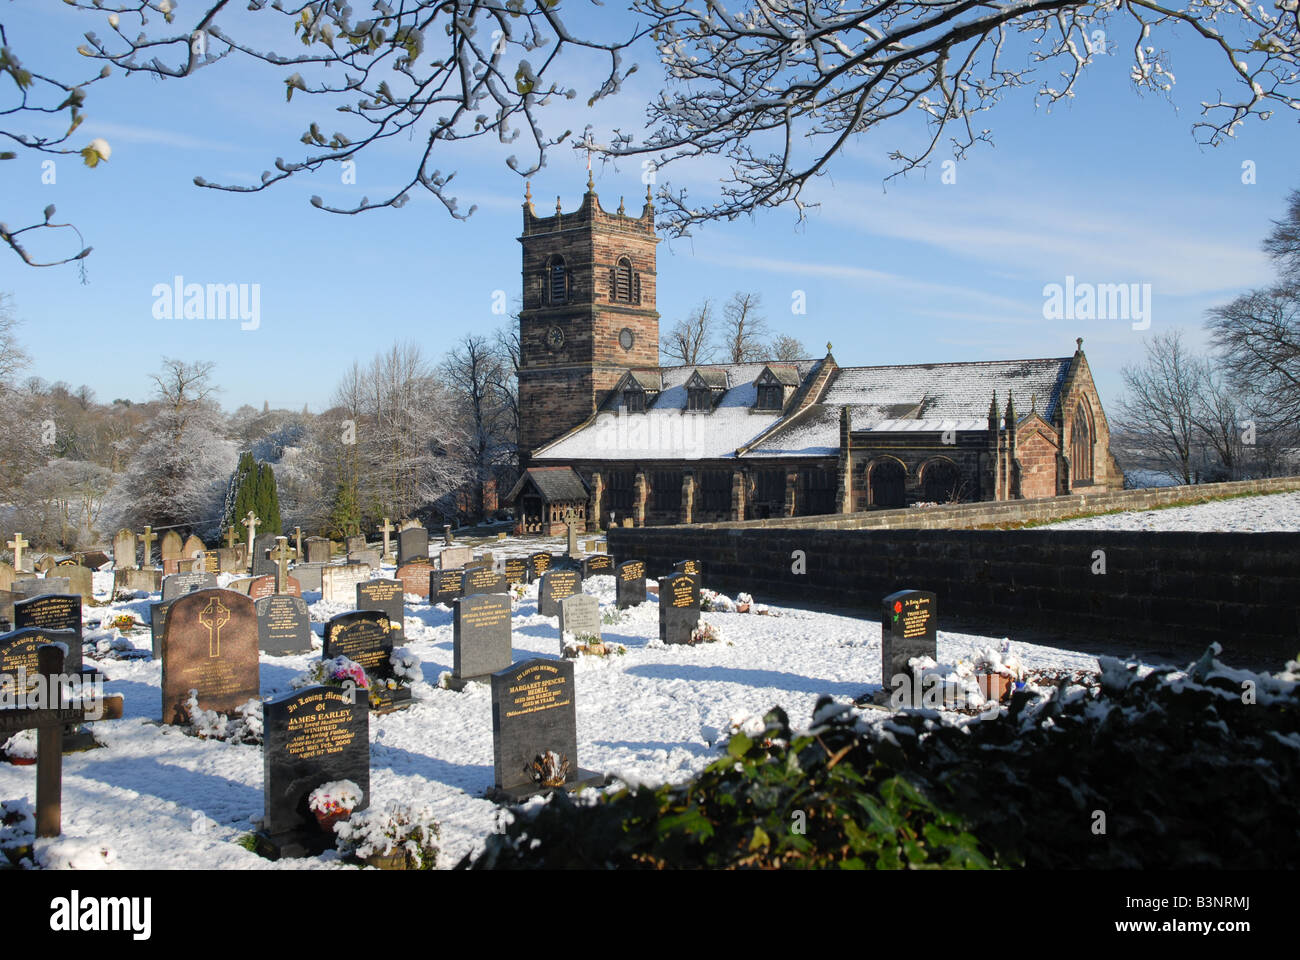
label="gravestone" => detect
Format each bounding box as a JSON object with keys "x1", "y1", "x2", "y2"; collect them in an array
[
  {"x1": 527, "y1": 552, "x2": 553, "y2": 582},
  {"x1": 357, "y1": 579, "x2": 405, "y2": 644},
  {"x1": 567, "y1": 525, "x2": 581, "y2": 557},
  {"x1": 249, "y1": 575, "x2": 303, "y2": 601},
  {"x1": 449, "y1": 593, "x2": 512, "y2": 690},
  {"x1": 291, "y1": 562, "x2": 325, "y2": 593},
  {"x1": 615, "y1": 560, "x2": 647, "y2": 609},
  {"x1": 438, "y1": 545, "x2": 473, "y2": 570},
  {"x1": 113, "y1": 529, "x2": 137, "y2": 570},
  {"x1": 581, "y1": 554, "x2": 614, "y2": 579},
  {"x1": 673, "y1": 559, "x2": 702, "y2": 580},
  {"x1": 113, "y1": 568, "x2": 160, "y2": 594},
  {"x1": 162, "y1": 571, "x2": 218, "y2": 602},
  {"x1": 443, "y1": 524, "x2": 454, "y2": 546},
  {"x1": 502, "y1": 557, "x2": 528, "y2": 586},
  {"x1": 226, "y1": 577, "x2": 255, "y2": 596},
  {"x1": 255, "y1": 595, "x2": 312, "y2": 656},
  {"x1": 202, "y1": 550, "x2": 221, "y2": 573},
  {"x1": 320, "y1": 564, "x2": 371, "y2": 605},
  {"x1": 216, "y1": 547, "x2": 243, "y2": 574},
  {"x1": 559, "y1": 594, "x2": 600, "y2": 642},
  {"x1": 62, "y1": 564, "x2": 94, "y2": 602},
  {"x1": 345, "y1": 535, "x2": 366, "y2": 555},
  {"x1": 160, "y1": 588, "x2": 260, "y2": 725},
  {"x1": 0, "y1": 562, "x2": 13, "y2": 593},
  {"x1": 183, "y1": 535, "x2": 206, "y2": 562},
  {"x1": 160, "y1": 531, "x2": 183, "y2": 566},
  {"x1": 14, "y1": 595, "x2": 82, "y2": 674},
  {"x1": 658, "y1": 572, "x2": 701, "y2": 645},
  {"x1": 252, "y1": 555, "x2": 277, "y2": 579},
  {"x1": 254, "y1": 533, "x2": 279, "y2": 565},
  {"x1": 1, "y1": 628, "x2": 74, "y2": 695},
  {"x1": 880, "y1": 589, "x2": 938, "y2": 708},
  {"x1": 257, "y1": 685, "x2": 369, "y2": 860},
  {"x1": 430, "y1": 568, "x2": 464, "y2": 606},
  {"x1": 348, "y1": 549, "x2": 381, "y2": 569},
  {"x1": 397, "y1": 528, "x2": 429, "y2": 566},
  {"x1": 537, "y1": 570, "x2": 580, "y2": 619},
  {"x1": 149, "y1": 600, "x2": 173, "y2": 658},
  {"x1": 304, "y1": 538, "x2": 331, "y2": 565},
  {"x1": 596, "y1": 542, "x2": 608, "y2": 554},
  {"x1": 14, "y1": 577, "x2": 72, "y2": 599},
  {"x1": 461, "y1": 567, "x2": 508, "y2": 597},
  {"x1": 395, "y1": 561, "x2": 432, "y2": 599},
  {"x1": 322, "y1": 611, "x2": 409, "y2": 712},
  {"x1": 489, "y1": 658, "x2": 601, "y2": 802}
]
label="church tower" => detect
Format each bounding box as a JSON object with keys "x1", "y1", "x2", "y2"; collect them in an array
[{"x1": 517, "y1": 175, "x2": 660, "y2": 455}]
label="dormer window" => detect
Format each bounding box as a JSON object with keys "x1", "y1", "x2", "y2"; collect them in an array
[
  {"x1": 756, "y1": 384, "x2": 784, "y2": 410},
  {"x1": 549, "y1": 257, "x2": 568, "y2": 305},
  {"x1": 610, "y1": 257, "x2": 638, "y2": 303},
  {"x1": 687, "y1": 387, "x2": 711, "y2": 411},
  {"x1": 624, "y1": 388, "x2": 646, "y2": 413}
]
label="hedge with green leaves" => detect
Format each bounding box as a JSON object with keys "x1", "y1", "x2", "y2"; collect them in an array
[{"x1": 465, "y1": 648, "x2": 1300, "y2": 869}]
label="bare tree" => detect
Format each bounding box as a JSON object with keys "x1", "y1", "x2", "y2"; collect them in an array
[
  {"x1": 660, "y1": 299, "x2": 717, "y2": 365},
  {"x1": 720, "y1": 292, "x2": 770, "y2": 363},
  {"x1": 441, "y1": 333, "x2": 513, "y2": 519},
  {"x1": 0, "y1": 293, "x2": 29, "y2": 383},
  {"x1": 1117, "y1": 331, "x2": 1203, "y2": 485},
  {"x1": 39, "y1": 2, "x2": 1293, "y2": 244},
  {"x1": 1262, "y1": 189, "x2": 1300, "y2": 282},
  {"x1": 1190, "y1": 364, "x2": 1247, "y2": 482},
  {"x1": 769, "y1": 334, "x2": 807, "y2": 361},
  {"x1": 490, "y1": 323, "x2": 521, "y2": 447}
]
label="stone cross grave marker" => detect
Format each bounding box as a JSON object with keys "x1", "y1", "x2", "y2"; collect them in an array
[
  {"x1": 138, "y1": 526, "x2": 156, "y2": 570},
  {"x1": 160, "y1": 588, "x2": 259, "y2": 725},
  {"x1": 7, "y1": 532, "x2": 29, "y2": 573},
  {"x1": 274, "y1": 537, "x2": 293, "y2": 593},
  {"x1": 448, "y1": 592, "x2": 512, "y2": 690},
  {"x1": 256, "y1": 685, "x2": 368, "y2": 860},
  {"x1": 880, "y1": 589, "x2": 938, "y2": 708},
  {"x1": 615, "y1": 560, "x2": 647, "y2": 610},
  {"x1": 243, "y1": 512, "x2": 260, "y2": 572},
  {"x1": 255, "y1": 595, "x2": 312, "y2": 656},
  {"x1": 357, "y1": 579, "x2": 404, "y2": 644},
  {"x1": 658, "y1": 572, "x2": 701, "y2": 645},
  {"x1": 225, "y1": 527, "x2": 238, "y2": 550},
  {"x1": 489, "y1": 658, "x2": 601, "y2": 802},
  {"x1": 379, "y1": 518, "x2": 395, "y2": 562},
  {"x1": 0, "y1": 645, "x2": 121, "y2": 839}
]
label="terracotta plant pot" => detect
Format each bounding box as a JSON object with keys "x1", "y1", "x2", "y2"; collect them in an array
[
  {"x1": 313, "y1": 807, "x2": 353, "y2": 834},
  {"x1": 736, "y1": 603, "x2": 751, "y2": 614},
  {"x1": 977, "y1": 673, "x2": 1011, "y2": 702},
  {"x1": 5, "y1": 755, "x2": 36, "y2": 767}
]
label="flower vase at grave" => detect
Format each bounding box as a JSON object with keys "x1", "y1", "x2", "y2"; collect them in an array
[{"x1": 977, "y1": 673, "x2": 1011, "y2": 703}]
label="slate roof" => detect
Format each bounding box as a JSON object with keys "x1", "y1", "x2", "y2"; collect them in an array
[
  {"x1": 534, "y1": 356, "x2": 1075, "y2": 462},
  {"x1": 506, "y1": 466, "x2": 590, "y2": 503}
]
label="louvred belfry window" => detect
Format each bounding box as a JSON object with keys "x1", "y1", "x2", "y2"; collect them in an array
[
  {"x1": 549, "y1": 258, "x2": 567, "y2": 305},
  {"x1": 614, "y1": 257, "x2": 633, "y2": 302}
]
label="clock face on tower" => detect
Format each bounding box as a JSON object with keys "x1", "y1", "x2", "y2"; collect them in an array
[{"x1": 546, "y1": 326, "x2": 565, "y2": 351}]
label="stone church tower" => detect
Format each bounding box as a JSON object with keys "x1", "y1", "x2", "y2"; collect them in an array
[{"x1": 518, "y1": 176, "x2": 660, "y2": 456}]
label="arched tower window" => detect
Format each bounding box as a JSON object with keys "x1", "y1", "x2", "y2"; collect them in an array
[
  {"x1": 1071, "y1": 401, "x2": 1093, "y2": 484},
  {"x1": 612, "y1": 257, "x2": 633, "y2": 303},
  {"x1": 549, "y1": 257, "x2": 568, "y2": 305}
]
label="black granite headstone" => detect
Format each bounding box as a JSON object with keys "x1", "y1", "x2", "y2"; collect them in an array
[
  {"x1": 397, "y1": 527, "x2": 429, "y2": 566},
  {"x1": 658, "y1": 572, "x2": 701, "y2": 645},
  {"x1": 322, "y1": 610, "x2": 409, "y2": 712},
  {"x1": 672, "y1": 559, "x2": 702, "y2": 580},
  {"x1": 149, "y1": 600, "x2": 173, "y2": 659},
  {"x1": 537, "y1": 570, "x2": 580, "y2": 619},
  {"x1": 258, "y1": 685, "x2": 369, "y2": 859},
  {"x1": 14, "y1": 595, "x2": 82, "y2": 673},
  {"x1": 161, "y1": 571, "x2": 218, "y2": 602},
  {"x1": 527, "y1": 552, "x2": 553, "y2": 582},
  {"x1": 450, "y1": 593, "x2": 512, "y2": 689},
  {"x1": 881, "y1": 589, "x2": 938, "y2": 707},
  {"x1": 357, "y1": 579, "x2": 405, "y2": 643},
  {"x1": 255, "y1": 595, "x2": 312, "y2": 656},
  {"x1": 615, "y1": 560, "x2": 647, "y2": 610},
  {"x1": 581, "y1": 554, "x2": 615, "y2": 580},
  {"x1": 503, "y1": 557, "x2": 528, "y2": 585},
  {"x1": 430, "y1": 568, "x2": 464, "y2": 606},
  {"x1": 461, "y1": 567, "x2": 508, "y2": 596},
  {"x1": 489, "y1": 658, "x2": 601, "y2": 802}
]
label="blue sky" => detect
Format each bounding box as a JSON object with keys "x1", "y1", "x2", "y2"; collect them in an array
[{"x1": 3, "y1": 2, "x2": 1296, "y2": 413}]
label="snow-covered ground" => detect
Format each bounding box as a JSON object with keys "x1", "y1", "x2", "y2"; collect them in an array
[
  {"x1": 1, "y1": 551, "x2": 1099, "y2": 870},
  {"x1": 1044, "y1": 490, "x2": 1300, "y2": 532}
]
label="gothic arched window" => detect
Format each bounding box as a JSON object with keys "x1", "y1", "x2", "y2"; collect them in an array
[
  {"x1": 549, "y1": 257, "x2": 568, "y2": 305},
  {"x1": 613, "y1": 257, "x2": 633, "y2": 303},
  {"x1": 1071, "y1": 401, "x2": 1093, "y2": 484}
]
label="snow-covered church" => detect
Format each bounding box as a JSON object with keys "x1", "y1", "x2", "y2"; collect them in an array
[{"x1": 507, "y1": 178, "x2": 1122, "y2": 534}]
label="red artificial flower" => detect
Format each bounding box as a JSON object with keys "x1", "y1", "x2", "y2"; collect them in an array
[{"x1": 893, "y1": 601, "x2": 903, "y2": 614}]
